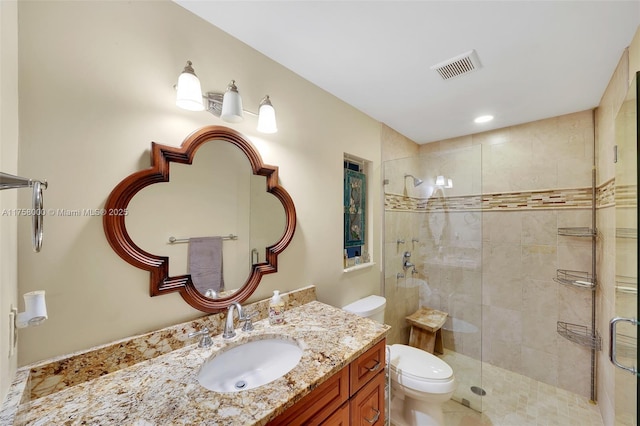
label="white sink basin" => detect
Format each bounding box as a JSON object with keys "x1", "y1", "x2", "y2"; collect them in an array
[{"x1": 197, "y1": 336, "x2": 303, "y2": 392}]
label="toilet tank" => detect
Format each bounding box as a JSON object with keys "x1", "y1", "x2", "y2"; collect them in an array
[{"x1": 342, "y1": 295, "x2": 386, "y2": 323}]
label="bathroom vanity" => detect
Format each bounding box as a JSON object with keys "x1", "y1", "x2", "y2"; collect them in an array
[
  {"x1": 2, "y1": 291, "x2": 389, "y2": 425},
  {"x1": 268, "y1": 338, "x2": 386, "y2": 425}
]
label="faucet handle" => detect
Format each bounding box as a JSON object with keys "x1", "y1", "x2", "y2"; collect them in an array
[
  {"x1": 240, "y1": 311, "x2": 258, "y2": 332},
  {"x1": 188, "y1": 327, "x2": 213, "y2": 348}
]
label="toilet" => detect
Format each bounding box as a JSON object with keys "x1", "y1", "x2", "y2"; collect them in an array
[{"x1": 342, "y1": 296, "x2": 456, "y2": 426}]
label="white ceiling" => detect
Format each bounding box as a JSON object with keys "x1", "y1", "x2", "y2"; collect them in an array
[{"x1": 175, "y1": 1, "x2": 640, "y2": 144}]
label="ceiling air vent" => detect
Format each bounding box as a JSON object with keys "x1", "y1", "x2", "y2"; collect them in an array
[{"x1": 431, "y1": 49, "x2": 482, "y2": 80}]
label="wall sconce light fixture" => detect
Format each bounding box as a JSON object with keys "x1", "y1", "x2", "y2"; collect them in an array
[
  {"x1": 175, "y1": 61, "x2": 205, "y2": 112},
  {"x1": 175, "y1": 61, "x2": 278, "y2": 134}
]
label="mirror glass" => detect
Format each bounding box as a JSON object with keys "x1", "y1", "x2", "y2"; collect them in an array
[{"x1": 125, "y1": 140, "x2": 286, "y2": 299}]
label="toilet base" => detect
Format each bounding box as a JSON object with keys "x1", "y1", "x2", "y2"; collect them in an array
[{"x1": 390, "y1": 394, "x2": 445, "y2": 426}]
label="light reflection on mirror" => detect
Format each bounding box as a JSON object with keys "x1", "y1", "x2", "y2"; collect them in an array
[{"x1": 125, "y1": 140, "x2": 286, "y2": 299}]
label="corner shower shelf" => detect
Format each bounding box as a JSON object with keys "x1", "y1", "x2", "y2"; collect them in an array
[
  {"x1": 557, "y1": 321, "x2": 602, "y2": 351},
  {"x1": 557, "y1": 227, "x2": 597, "y2": 237},
  {"x1": 553, "y1": 269, "x2": 596, "y2": 290}
]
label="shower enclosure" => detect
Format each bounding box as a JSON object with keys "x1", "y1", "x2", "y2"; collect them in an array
[
  {"x1": 383, "y1": 111, "x2": 602, "y2": 419},
  {"x1": 383, "y1": 145, "x2": 484, "y2": 410}
]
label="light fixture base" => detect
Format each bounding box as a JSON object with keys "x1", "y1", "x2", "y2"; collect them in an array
[{"x1": 204, "y1": 92, "x2": 224, "y2": 117}]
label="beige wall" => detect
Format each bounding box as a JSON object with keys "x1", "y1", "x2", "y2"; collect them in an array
[
  {"x1": 0, "y1": 0, "x2": 20, "y2": 403},
  {"x1": 15, "y1": 0, "x2": 382, "y2": 366},
  {"x1": 595, "y1": 25, "x2": 639, "y2": 426}
]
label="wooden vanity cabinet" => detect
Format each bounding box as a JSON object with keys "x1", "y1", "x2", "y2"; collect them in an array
[
  {"x1": 267, "y1": 338, "x2": 386, "y2": 426},
  {"x1": 348, "y1": 370, "x2": 385, "y2": 426},
  {"x1": 267, "y1": 366, "x2": 350, "y2": 426},
  {"x1": 322, "y1": 402, "x2": 350, "y2": 425}
]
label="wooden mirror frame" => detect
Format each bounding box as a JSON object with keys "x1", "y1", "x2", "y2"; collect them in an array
[{"x1": 103, "y1": 125, "x2": 296, "y2": 313}]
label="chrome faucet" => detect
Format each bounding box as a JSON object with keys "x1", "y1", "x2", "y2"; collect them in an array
[{"x1": 223, "y1": 302, "x2": 244, "y2": 339}]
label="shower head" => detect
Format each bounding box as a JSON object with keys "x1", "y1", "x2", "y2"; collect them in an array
[{"x1": 404, "y1": 174, "x2": 423, "y2": 187}]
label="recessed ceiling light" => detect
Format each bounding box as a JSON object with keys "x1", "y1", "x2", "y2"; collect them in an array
[{"x1": 474, "y1": 115, "x2": 494, "y2": 123}]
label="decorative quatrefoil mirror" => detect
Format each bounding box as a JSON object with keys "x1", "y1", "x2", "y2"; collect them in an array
[{"x1": 103, "y1": 126, "x2": 296, "y2": 313}]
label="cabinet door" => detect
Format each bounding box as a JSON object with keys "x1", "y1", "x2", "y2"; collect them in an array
[
  {"x1": 320, "y1": 402, "x2": 350, "y2": 426},
  {"x1": 349, "y1": 371, "x2": 385, "y2": 425},
  {"x1": 267, "y1": 366, "x2": 349, "y2": 426}
]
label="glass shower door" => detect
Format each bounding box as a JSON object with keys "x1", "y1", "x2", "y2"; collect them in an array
[{"x1": 609, "y1": 71, "x2": 638, "y2": 426}]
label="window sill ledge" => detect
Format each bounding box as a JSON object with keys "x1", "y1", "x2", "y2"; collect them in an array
[{"x1": 343, "y1": 262, "x2": 376, "y2": 273}]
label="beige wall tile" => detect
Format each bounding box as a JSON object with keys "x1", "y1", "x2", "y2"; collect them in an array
[
  {"x1": 521, "y1": 211, "x2": 558, "y2": 245},
  {"x1": 521, "y1": 347, "x2": 559, "y2": 387},
  {"x1": 557, "y1": 339, "x2": 592, "y2": 398},
  {"x1": 522, "y1": 279, "x2": 558, "y2": 355},
  {"x1": 521, "y1": 244, "x2": 558, "y2": 280}
]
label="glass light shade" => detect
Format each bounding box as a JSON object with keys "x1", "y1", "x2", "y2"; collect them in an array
[
  {"x1": 221, "y1": 80, "x2": 243, "y2": 123},
  {"x1": 257, "y1": 96, "x2": 278, "y2": 133},
  {"x1": 176, "y1": 62, "x2": 204, "y2": 111},
  {"x1": 446, "y1": 178, "x2": 453, "y2": 188},
  {"x1": 435, "y1": 175, "x2": 445, "y2": 186}
]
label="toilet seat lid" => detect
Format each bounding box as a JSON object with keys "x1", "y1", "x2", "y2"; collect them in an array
[{"x1": 389, "y1": 344, "x2": 453, "y2": 382}]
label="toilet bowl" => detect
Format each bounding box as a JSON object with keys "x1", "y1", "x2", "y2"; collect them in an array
[
  {"x1": 388, "y1": 344, "x2": 455, "y2": 426},
  {"x1": 342, "y1": 296, "x2": 456, "y2": 426}
]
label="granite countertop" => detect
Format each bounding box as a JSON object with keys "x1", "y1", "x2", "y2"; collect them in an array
[{"x1": 15, "y1": 301, "x2": 389, "y2": 425}]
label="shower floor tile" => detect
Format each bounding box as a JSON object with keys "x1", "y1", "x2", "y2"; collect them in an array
[{"x1": 440, "y1": 351, "x2": 604, "y2": 426}]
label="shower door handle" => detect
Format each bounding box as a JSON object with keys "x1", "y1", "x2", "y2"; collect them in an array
[{"x1": 609, "y1": 316, "x2": 638, "y2": 375}]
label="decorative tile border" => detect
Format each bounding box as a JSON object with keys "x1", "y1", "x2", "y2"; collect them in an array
[
  {"x1": 385, "y1": 180, "x2": 631, "y2": 212},
  {"x1": 598, "y1": 178, "x2": 616, "y2": 208},
  {"x1": 615, "y1": 183, "x2": 638, "y2": 208}
]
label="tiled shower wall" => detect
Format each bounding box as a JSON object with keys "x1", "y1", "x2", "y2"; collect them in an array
[{"x1": 383, "y1": 109, "x2": 599, "y2": 398}]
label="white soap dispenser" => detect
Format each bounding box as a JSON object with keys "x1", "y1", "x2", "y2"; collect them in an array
[{"x1": 269, "y1": 290, "x2": 285, "y2": 325}]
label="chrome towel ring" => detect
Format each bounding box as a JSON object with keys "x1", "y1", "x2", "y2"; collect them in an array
[{"x1": 1, "y1": 172, "x2": 48, "y2": 252}]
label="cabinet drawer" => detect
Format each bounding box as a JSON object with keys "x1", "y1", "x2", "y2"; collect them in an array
[
  {"x1": 349, "y1": 339, "x2": 386, "y2": 396},
  {"x1": 267, "y1": 366, "x2": 349, "y2": 426},
  {"x1": 349, "y1": 370, "x2": 385, "y2": 425},
  {"x1": 320, "y1": 401, "x2": 349, "y2": 426}
]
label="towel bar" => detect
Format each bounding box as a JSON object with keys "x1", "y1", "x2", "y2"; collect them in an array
[{"x1": 168, "y1": 234, "x2": 237, "y2": 244}]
